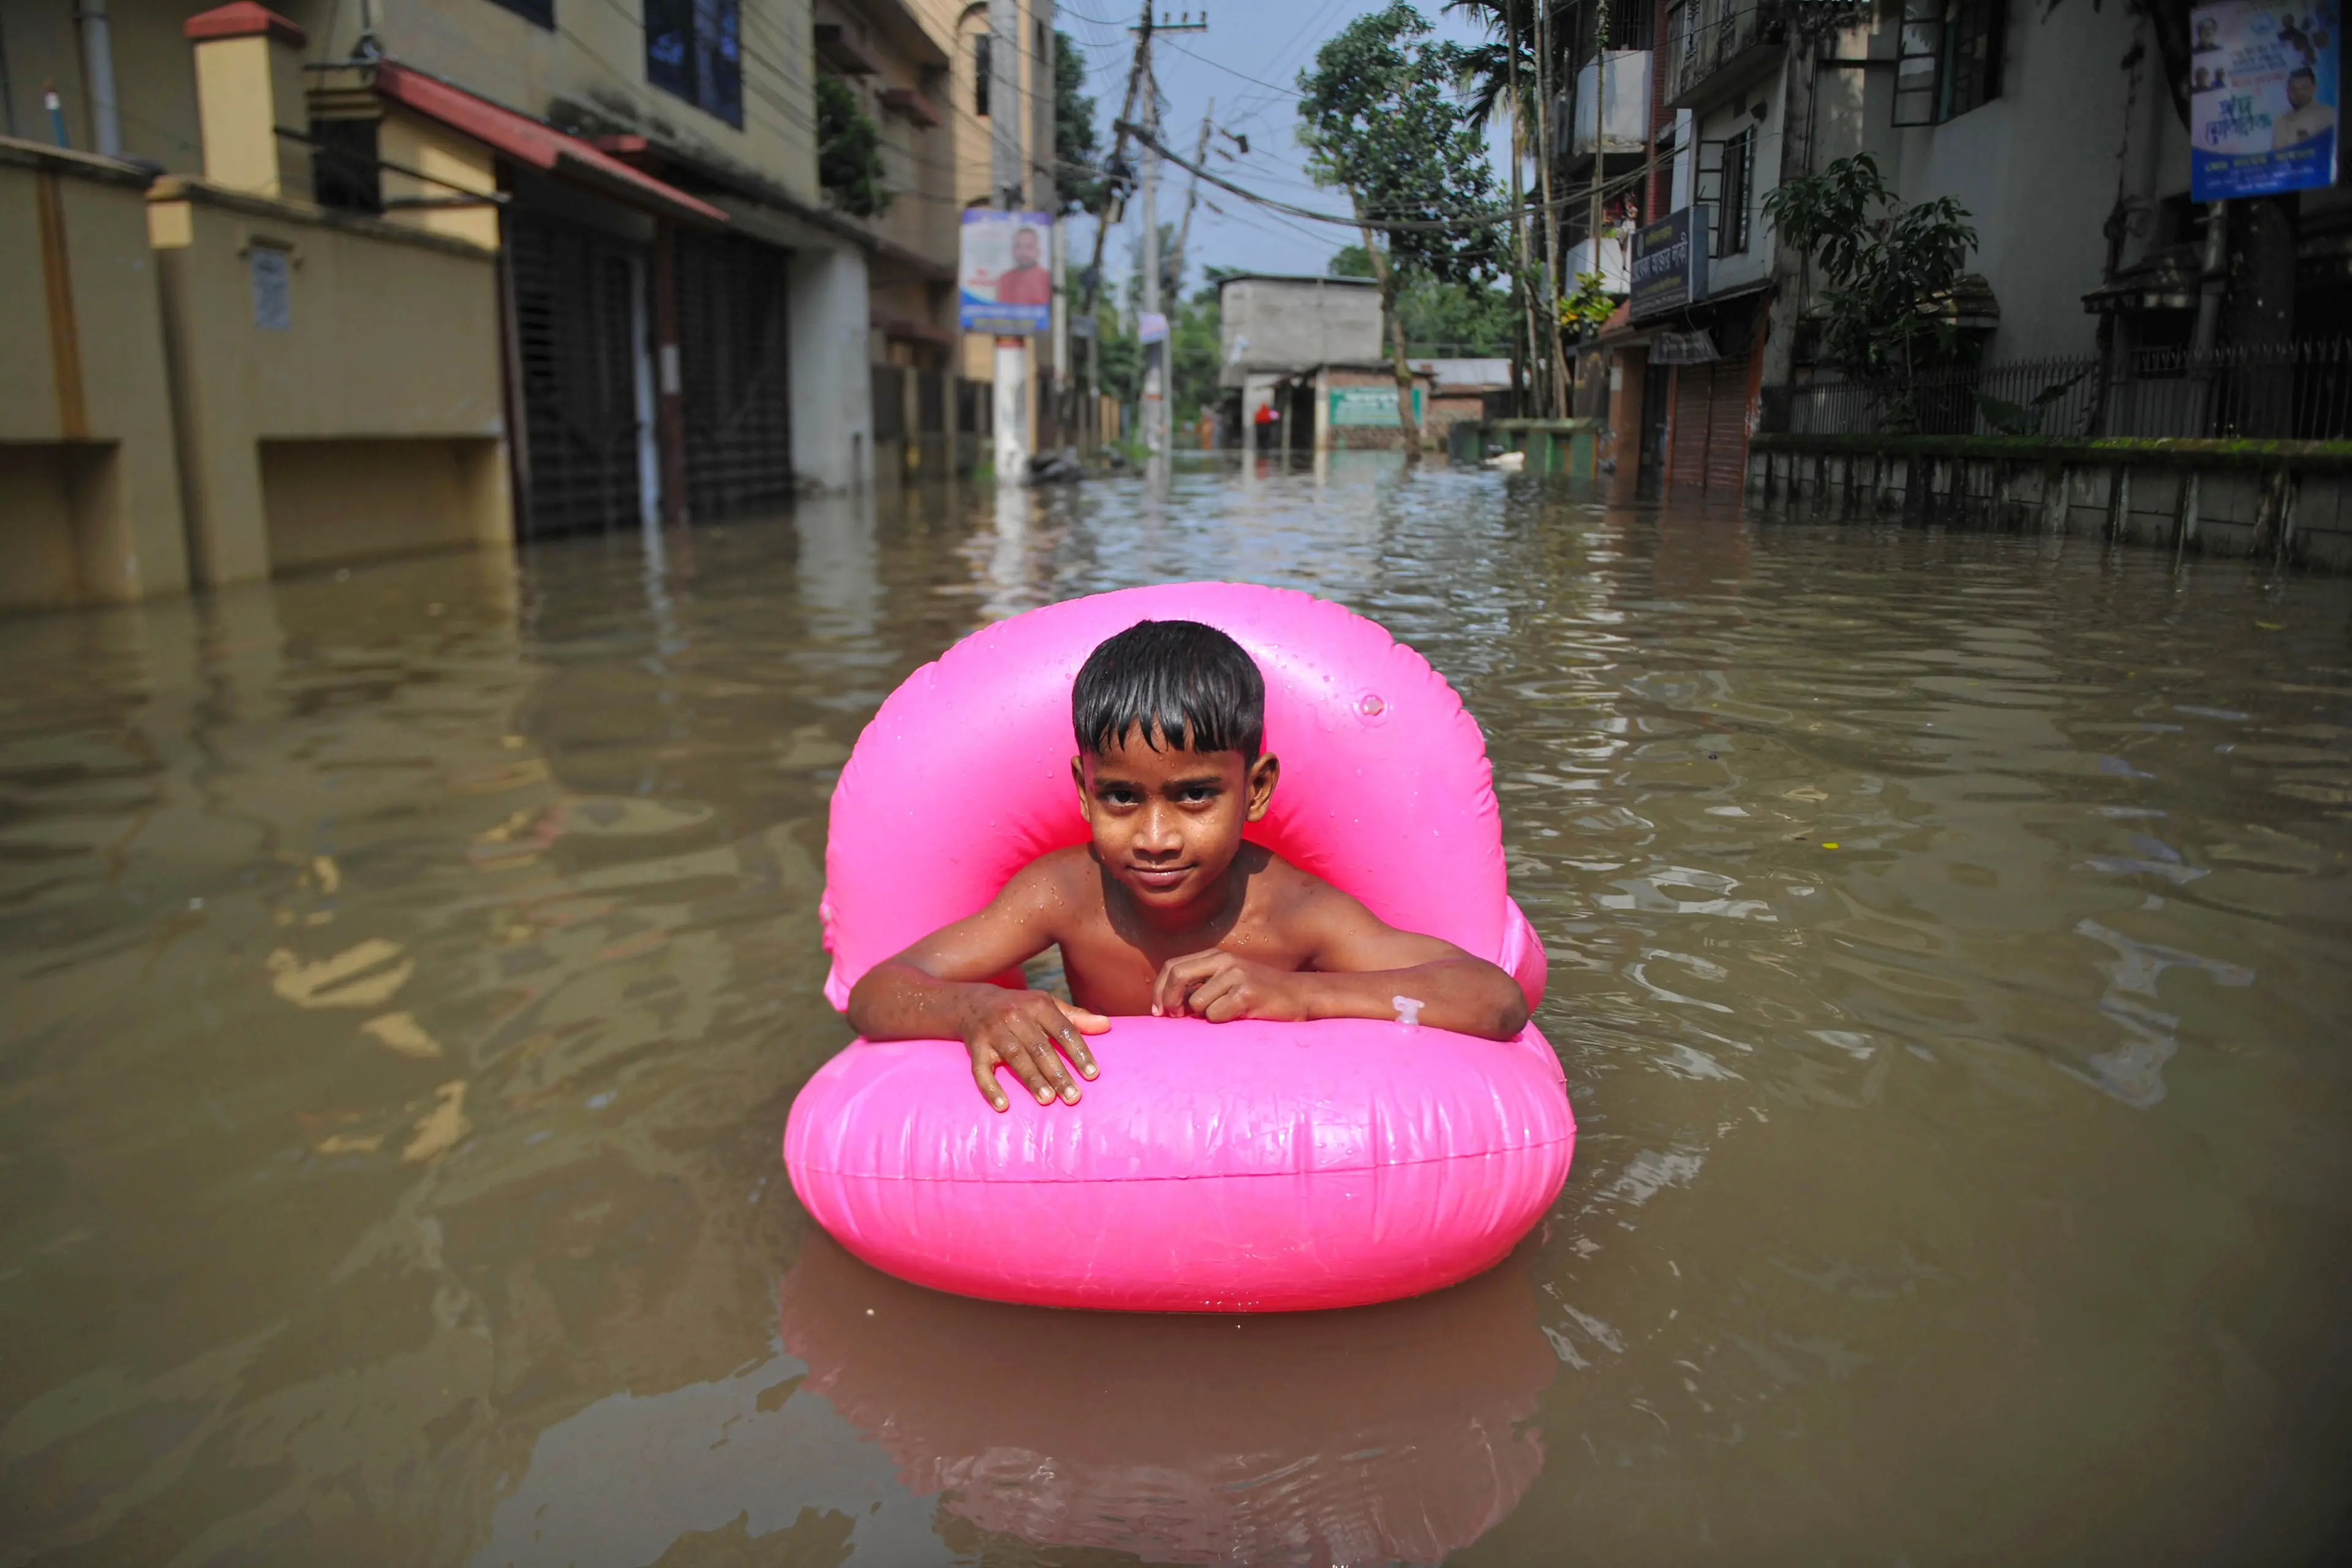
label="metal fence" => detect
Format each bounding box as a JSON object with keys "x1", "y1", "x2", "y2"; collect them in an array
[{"x1": 1779, "y1": 340, "x2": 2352, "y2": 442}]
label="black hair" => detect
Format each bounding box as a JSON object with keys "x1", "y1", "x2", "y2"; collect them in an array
[
  {"x1": 2292, "y1": 64, "x2": 2317, "y2": 79},
  {"x1": 1072, "y1": 619, "x2": 1265, "y2": 758}
]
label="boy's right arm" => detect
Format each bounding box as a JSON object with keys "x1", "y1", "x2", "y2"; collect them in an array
[{"x1": 844, "y1": 862, "x2": 1107, "y2": 1113}]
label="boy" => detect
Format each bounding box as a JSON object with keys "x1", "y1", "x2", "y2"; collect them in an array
[{"x1": 846, "y1": 619, "x2": 1531, "y2": 1112}]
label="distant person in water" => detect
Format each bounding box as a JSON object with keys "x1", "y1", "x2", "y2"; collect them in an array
[
  {"x1": 846, "y1": 620, "x2": 1529, "y2": 1110},
  {"x1": 995, "y1": 225, "x2": 1052, "y2": 307}
]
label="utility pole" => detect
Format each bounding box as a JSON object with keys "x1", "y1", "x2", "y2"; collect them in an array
[
  {"x1": 1172, "y1": 99, "x2": 1214, "y2": 306},
  {"x1": 1134, "y1": 9, "x2": 1207, "y2": 459},
  {"x1": 1583, "y1": 0, "x2": 1610, "y2": 415},
  {"x1": 1507, "y1": 0, "x2": 1536, "y2": 418},
  {"x1": 990, "y1": 0, "x2": 1028, "y2": 480},
  {"x1": 1072, "y1": 2, "x2": 1156, "y2": 451}
]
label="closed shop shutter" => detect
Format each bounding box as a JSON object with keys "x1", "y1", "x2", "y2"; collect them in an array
[
  {"x1": 507, "y1": 211, "x2": 647, "y2": 539},
  {"x1": 1670, "y1": 365, "x2": 1711, "y2": 493},
  {"x1": 1705, "y1": 355, "x2": 1752, "y2": 495},
  {"x1": 676, "y1": 234, "x2": 794, "y2": 519}
]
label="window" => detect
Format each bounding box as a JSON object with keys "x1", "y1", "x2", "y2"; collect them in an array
[
  {"x1": 1714, "y1": 126, "x2": 1752, "y2": 256},
  {"x1": 484, "y1": 0, "x2": 554, "y2": 26},
  {"x1": 974, "y1": 31, "x2": 991, "y2": 116},
  {"x1": 646, "y1": 0, "x2": 742, "y2": 128},
  {"x1": 1894, "y1": 0, "x2": 2004, "y2": 126}
]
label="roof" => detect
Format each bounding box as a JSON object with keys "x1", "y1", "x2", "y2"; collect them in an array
[
  {"x1": 1409, "y1": 357, "x2": 1512, "y2": 389},
  {"x1": 372, "y1": 61, "x2": 728, "y2": 228},
  {"x1": 1216, "y1": 273, "x2": 1381, "y2": 292},
  {"x1": 184, "y1": 2, "x2": 306, "y2": 46}
]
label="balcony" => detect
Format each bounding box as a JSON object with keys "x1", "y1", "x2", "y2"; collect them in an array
[
  {"x1": 1570, "y1": 50, "x2": 1653, "y2": 158},
  {"x1": 1663, "y1": 0, "x2": 1786, "y2": 107}
]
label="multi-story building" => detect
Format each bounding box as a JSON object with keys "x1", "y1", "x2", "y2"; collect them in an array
[
  {"x1": 1564, "y1": 0, "x2": 2350, "y2": 502},
  {"x1": 1, "y1": 0, "x2": 1035, "y2": 577}
]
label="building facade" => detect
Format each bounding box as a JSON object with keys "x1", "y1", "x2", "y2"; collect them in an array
[{"x1": 2, "y1": 0, "x2": 1044, "y2": 599}]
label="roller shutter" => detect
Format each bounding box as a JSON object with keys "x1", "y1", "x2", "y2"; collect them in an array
[{"x1": 1664, "y1": 353, "x2": 1754, "y2": 498}]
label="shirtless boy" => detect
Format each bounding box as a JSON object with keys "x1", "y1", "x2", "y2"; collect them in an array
[{"x1": 846, "y1": 619, "x2": 1531, "y2": 1112}]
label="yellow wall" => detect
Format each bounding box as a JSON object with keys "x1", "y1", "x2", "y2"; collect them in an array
[
  {"x1": 148, "y1": 180, "x2": 510, "y2": 586},
  {"x1": 0, "y1": 140, "x2": 192, "y2": 605},
  {"x1": 260, "y1": 438, "x2": 510, "y2": 571}
]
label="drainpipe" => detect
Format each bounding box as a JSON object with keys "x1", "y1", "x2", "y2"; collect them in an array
[
  {"x1": 2189, "y1": 199, "x2": 2228, "y2": 429},
  {"x1": 78, "y1": 0, "x2": 122, "y2": 156},
  {"x1": 654, "y1": 221, "x2": 688, "y2": 527}
]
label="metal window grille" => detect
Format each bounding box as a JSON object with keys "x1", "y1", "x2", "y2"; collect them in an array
[
  {"x1": 1942, "y1": 0, "x2": 2005, "y2": 119},
  {"x1": 1893, "y1": 0, "x2": 1945, "y2": 126},
  {"x1": 1779, "y1": 340, "x2": 2352, "y2": 440},
  {"x1": 1716, "y1": 127, "x2": 1753, "y2": 256},
  {"x1": 974, "y1": 32, "x2": 991, "y2": 117},
  {"x1": 1895, "y1": 0, "x2": 2004, "y2": 126},
  {"x1": 646, "y1": 0, "x2": 742, "y2": 128}
]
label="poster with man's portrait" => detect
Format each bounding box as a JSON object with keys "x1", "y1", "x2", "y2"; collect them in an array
[
  {"x1": 2192, "y1": 0, "x2": 2339, "y2": 198},
  {"x1": 959, "y1": 211, "x2": 1055, "y2": 335}
]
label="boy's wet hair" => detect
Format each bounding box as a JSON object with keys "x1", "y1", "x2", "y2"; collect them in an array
[{"x1": 1072, "y1": 620, "x2": 1265, "y2": 759}]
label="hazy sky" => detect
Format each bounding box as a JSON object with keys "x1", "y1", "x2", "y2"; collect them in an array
[{"x1": 1053, "y1": 0, "x2": 1504, "y2": 298}]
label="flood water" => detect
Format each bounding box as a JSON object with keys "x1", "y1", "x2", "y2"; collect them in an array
[{"x1": 4, "y1": 455, "x2": 2350, "y2": 1566}]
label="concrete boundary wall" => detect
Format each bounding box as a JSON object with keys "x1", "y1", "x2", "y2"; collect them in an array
[{"x1": 1747, "y1": 435, "x2": 2352, "y2": 571}]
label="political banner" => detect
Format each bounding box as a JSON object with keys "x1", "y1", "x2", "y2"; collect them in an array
[
  {"x1": 959, "y1": 210, "x2": 1055, "y2": 334},
  {"x1": 2190, "y1": 1, "x2": 2339, "y2": 200}
]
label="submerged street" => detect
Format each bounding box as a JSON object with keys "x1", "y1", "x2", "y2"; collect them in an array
[{"x1": 3, "y1": 458, "x2": 2350, "y2": 1564}]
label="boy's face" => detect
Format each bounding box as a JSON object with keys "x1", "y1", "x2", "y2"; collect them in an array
[{"x1": 1072, "y1": 728, "x2": 1279, "y2": 913}]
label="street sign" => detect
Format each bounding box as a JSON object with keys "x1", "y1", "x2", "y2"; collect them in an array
[
  {"x1": 2190, "y1": 0, "x2": 2340, "y2": 200},
  {"x1": 1629, "y1": 207, "x2": 1709, "y2": 321},
  {"x1": 1649, "y1": 328, "x2": 1720, "y2": 365},
  {"x1": 1139, "y1": 311, "x2": 1169, "y2": 344},
  {"x1": 1069, "y1": 312, "x2": 1096, "y2": 339}
]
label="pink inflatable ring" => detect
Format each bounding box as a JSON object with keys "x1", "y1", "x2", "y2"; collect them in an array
[{"x1": 785, "y1": 583, "x2": 1575, "y2": 1312}]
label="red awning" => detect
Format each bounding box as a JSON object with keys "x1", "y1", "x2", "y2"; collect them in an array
[{"x1": 372, "y1": 61, "x2": 727, "y2": 228}]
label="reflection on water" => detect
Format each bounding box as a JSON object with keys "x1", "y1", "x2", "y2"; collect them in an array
[{"x1": 2, "y1": 462, "x2": 2350, "y2": 1564}]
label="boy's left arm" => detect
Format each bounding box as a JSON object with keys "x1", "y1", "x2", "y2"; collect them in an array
[{"x1": 1153, "y1": 884, "x2": 1531, "y2": 1040}]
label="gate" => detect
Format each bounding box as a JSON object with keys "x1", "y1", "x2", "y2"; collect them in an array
[
  {"x1": 507, "y1": 211, "x2": 649, "y2": 538},
  {"x1": 676, "y1": 233, "x2": 794, "y2": 518}
]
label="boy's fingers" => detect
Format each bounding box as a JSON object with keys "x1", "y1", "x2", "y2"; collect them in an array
[
  {"x1": 1001, "y1": 1036, "x2": 1059, "y2": 1106},
  {"x1": 1024, "y1": 1023, "x2": 1082, "y2": 1103},
  {"x1": 1054, "y1": 1001, "x2": 1114, "y2": 1035},
  {"x1": 1047, "y1": 1014, "x2": 1101, "y2": 1079},
  {"x1": 971, "y1": 1053, "x2": 1011, "y2": 1113}
]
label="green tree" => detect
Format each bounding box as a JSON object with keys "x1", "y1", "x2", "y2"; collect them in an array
[
  {"x1": 1763, "y1": 153, "x2": 1975, "y2": 431},
  {"x1": 1171, "y1": 276, "x2": 1226, "y2": 430},
  {"x1": 1298, "y1": 2, "x2": 1502, "y2": 448},
  {"x1": 816, "y1": 77, "x2": 890, "y2": 217},
  {"x1": 1052, "y1": 30, "x2": 1102, "y2": 216},
  {"x1": 1331, "y1": 246, "x2": 1514, "y2": 354}
]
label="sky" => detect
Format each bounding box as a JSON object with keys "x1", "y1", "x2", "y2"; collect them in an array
[{"x1": 1052, "y1": 0, "x2": 1504, "y2": 300}]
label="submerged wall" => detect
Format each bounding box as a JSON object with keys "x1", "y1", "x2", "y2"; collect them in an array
[{"x1": 1748, "y1": 435, "x2": 2352, "y2": 570}]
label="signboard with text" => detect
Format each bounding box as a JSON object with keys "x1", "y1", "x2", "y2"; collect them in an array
[
  {"x1": 2190, "y1": 0, "x2": 2340, "y2": 200},
  {"x1": 1328, "y1": 386, "x2": 1423, "y2": 426},
  {"x1": 959, "y1": 210, "x2": 1055, "y2": 334},
  {"x1": 1629, "y1": 207, "x2": 1709, "y2": 320}
]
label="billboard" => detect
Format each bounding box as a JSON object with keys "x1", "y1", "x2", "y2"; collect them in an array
[
  {"x1": 1629, "y1": 207, "x2": 1709, "y2": 320},
  {"x1": 959, "y1": 210, "x2": 1055, "y2": 334},
  {"x1": 2191, "y1": 1, "x2": 2340, "y2": 200}
]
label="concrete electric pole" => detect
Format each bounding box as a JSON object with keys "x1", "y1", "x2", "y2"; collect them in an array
[{"x1": 990, "y1": 0, "x2": 1029, "y2": 480}]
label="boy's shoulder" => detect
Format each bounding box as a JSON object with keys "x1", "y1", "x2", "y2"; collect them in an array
[
  {"x1": 1240, "y1": 846, "x2": 1368, "y2": 919},
  {"x1": 1004, "y1": 844, "x2": 1102, "y2": 899}
]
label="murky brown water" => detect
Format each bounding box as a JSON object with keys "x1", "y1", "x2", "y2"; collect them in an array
[{"x1": 4, "y1": 456, "x2": 2351, "y2": 1566}]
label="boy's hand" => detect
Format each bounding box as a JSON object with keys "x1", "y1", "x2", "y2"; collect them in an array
[
  {"x1": 1153, "y1": 951, "x2": 1308, "y2": 1024},
  {"x1": 965, "y1": 992, "x2": 1108, "y2": 1112}
]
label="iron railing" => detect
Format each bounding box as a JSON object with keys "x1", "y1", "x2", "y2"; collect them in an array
[
  {"x1": 1778, "y1": 340, "x2": 2352, "y2": 442},
  {"x1": 1664, "y1": 0, "x2": 1778, "y2": 103}
]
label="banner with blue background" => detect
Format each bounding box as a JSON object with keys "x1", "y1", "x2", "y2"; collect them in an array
[{"x1": 2191, "y1": 1, "x2": 2340, "y2": 199}]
